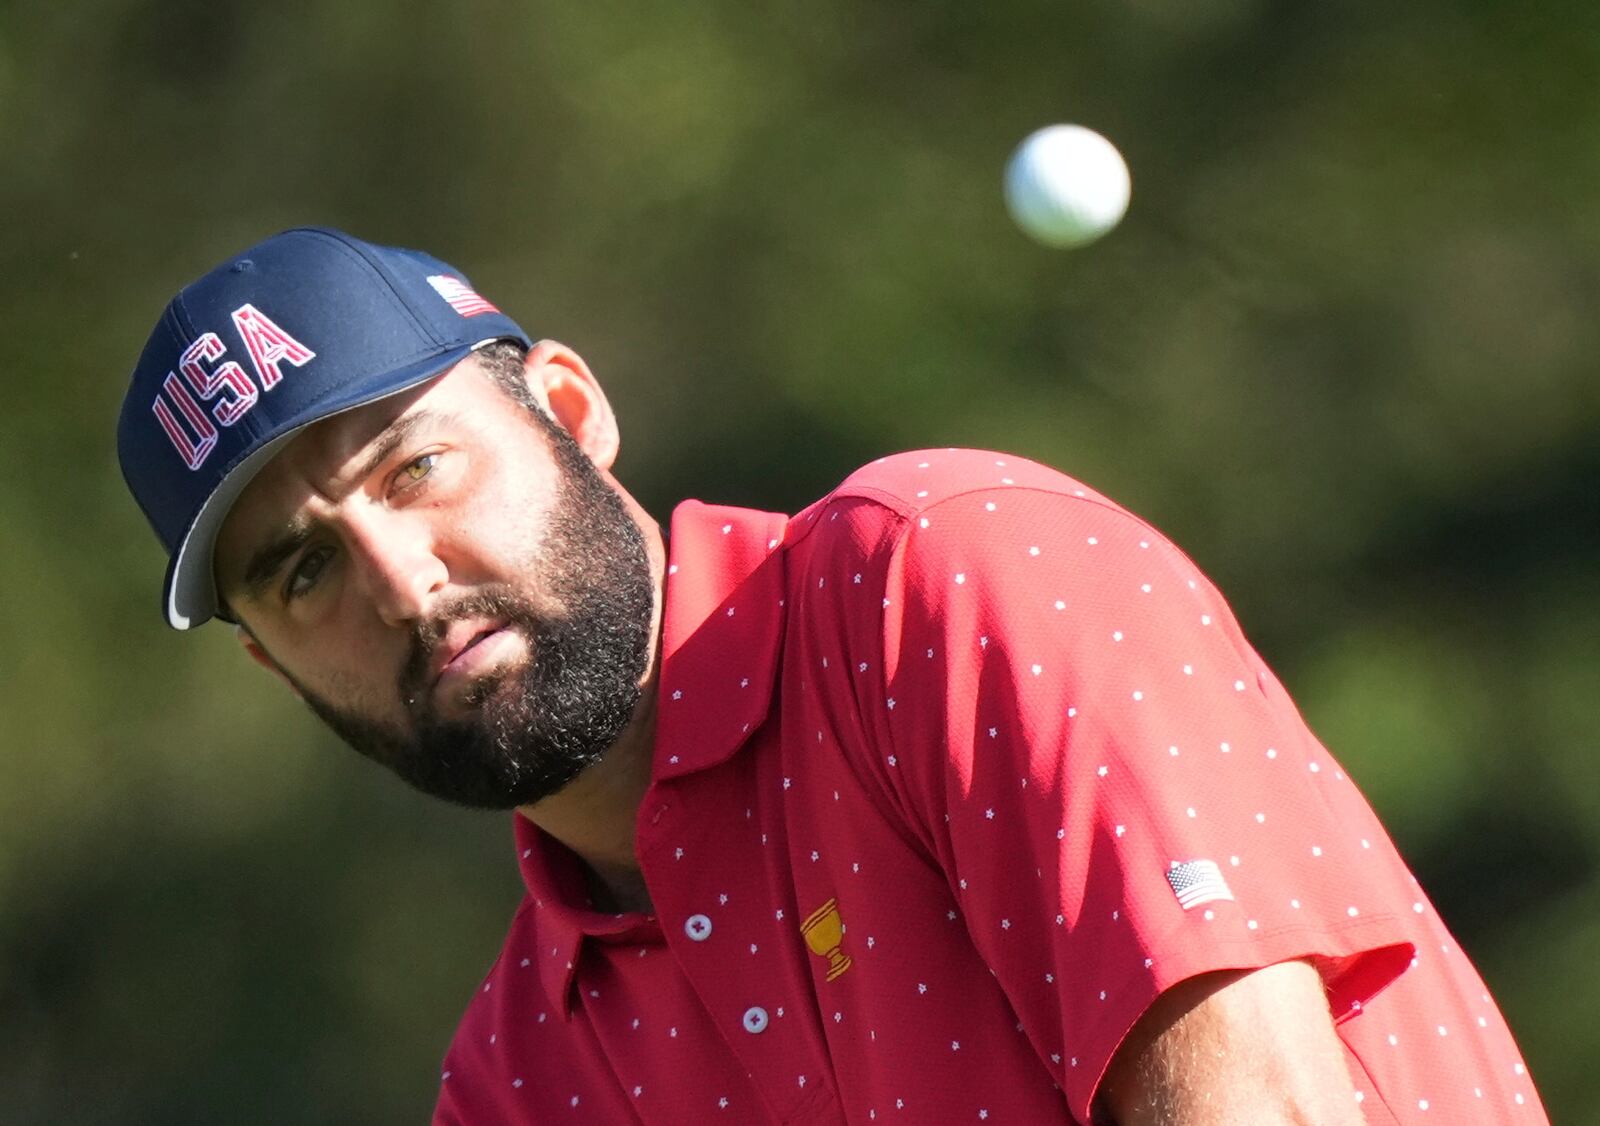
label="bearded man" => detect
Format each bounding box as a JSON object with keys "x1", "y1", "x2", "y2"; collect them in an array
[{"x1": 118, "y1": 228, "x2": 1547, "y2": 1124}]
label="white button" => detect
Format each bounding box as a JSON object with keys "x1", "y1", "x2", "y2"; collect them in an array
[
  {"x1": 684, "y1": 914, "x2": 713, "y2": 941},
  {"x1": 742, "y1": 1006, "x2": 769, "y2": 1034}
]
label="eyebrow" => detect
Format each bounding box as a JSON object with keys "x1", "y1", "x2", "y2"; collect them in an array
[
  {"x1": 234, "y1": 409, "x2": 456, "y2": 603},
  {"x1": 352, "y1": 409, "x2": 445, "y2": 486},
  {"x1": 240, "y1": 513, "x2": 316, "y2": 601}
]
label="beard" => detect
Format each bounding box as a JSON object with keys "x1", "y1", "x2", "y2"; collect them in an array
[{"x1": 294, "y1": 413, "x2": 655, "y2": 809}]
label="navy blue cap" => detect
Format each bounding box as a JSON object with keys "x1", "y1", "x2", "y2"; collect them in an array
[{"x1": 117, "y1": 227, "x2": 532, "y2": 629}]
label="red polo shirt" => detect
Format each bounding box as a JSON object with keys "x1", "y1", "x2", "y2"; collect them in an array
[{"x1": 434, "y1": 449, "x2": 1546, "y2": 1125}]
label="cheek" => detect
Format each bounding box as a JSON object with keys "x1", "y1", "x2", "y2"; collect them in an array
[
  {"x1": 265, "y1": 625, "x2": 409, "y2": 719},
  {"x1": 445, "y1": 469, "x2": 558, "y2": 579},
  {"x1": 319, "y1": 662, "x2": 396, "y2": 711}
]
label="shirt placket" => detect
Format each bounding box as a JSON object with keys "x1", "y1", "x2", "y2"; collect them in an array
[{"x1": 638, "y1": 765, "x2": 847, "y2": 1126}]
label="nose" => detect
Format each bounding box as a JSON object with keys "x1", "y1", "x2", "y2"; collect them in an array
[{"x1": 345, "y1": 509, "x2": 447, "y2": 627}]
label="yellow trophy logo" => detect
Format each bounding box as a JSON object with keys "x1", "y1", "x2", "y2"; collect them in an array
[{"x1": 801, "y1": 897, "x2": 852, "y2": 981}]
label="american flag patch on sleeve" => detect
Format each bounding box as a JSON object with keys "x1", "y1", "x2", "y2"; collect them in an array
[
  {"x1": 1166, "y1": 859, "x2": 1235, "y2": 910},
  {"x1": 426, "y1": 274, "x2": 500, "y2": 317}
]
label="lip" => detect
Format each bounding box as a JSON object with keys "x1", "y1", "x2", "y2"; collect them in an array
[{"x1": 427, "y1": 619, "x2": 513, "y2": 691}]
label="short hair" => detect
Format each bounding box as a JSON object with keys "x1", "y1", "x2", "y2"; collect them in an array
[{"x1": 474, "y1": 339, "x2": 540, "y2": 415}]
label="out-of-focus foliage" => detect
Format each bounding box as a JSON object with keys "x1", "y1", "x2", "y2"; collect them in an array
[{"x1": 1, "y1": 0, "x2": 1595, "y2": 1121}]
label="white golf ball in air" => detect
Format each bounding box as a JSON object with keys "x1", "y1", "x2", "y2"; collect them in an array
[{"x1": 1004, "y1": 124, "x2": 1131, "y2": 248}]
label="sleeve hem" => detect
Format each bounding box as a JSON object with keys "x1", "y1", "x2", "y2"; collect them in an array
[{"x1": 1065, "y1": 912, "x2": 1417, "y2": 1122}]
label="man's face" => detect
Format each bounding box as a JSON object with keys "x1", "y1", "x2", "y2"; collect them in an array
[{"x1": 212, "y1": 355, "x2": 655, "y2": 809}]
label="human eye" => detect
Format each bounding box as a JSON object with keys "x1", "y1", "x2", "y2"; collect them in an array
[
  {"x1": 285, "y1": 545, "x2": 335, "y2": 601},
  {"x1": 392, "y1": 452, "x2": 441, "y2": 493}
]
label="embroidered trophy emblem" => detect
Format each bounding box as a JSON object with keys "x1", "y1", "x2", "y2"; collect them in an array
[{"x1": 801, "y1": 897, "x2": 853, "y2": 981}]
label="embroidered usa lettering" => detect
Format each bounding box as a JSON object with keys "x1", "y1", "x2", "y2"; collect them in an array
[{"x1": 151, "y1": 305, "x2": 316, "y2": 470}]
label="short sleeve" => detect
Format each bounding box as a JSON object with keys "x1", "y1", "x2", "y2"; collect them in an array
[{"x1": 869, "y1": 483, "x2": 1417, "y2": 1120}]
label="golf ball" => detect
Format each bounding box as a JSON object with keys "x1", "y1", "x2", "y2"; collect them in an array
[{"x1": 1004, "y1": 124, "x2": 1131, "y2": 248}]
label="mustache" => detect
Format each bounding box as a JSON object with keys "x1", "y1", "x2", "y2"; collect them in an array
[{"x1": 398, "y1": 585, "x2": 543, "y2": 713}]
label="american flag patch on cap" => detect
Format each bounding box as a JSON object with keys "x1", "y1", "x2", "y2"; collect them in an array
[
  {"x1": 1166, "y1": 859, "x2": 1235, "y2": 910},
  {"x1": 426, "y1": 274, "x2": 500, "y2": 317}
]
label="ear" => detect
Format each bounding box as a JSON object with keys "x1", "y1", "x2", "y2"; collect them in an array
[
  {"x1": 236, "y1": 624, "x2": 303, "y2": 699},
  {"x1": 522, "y1": 340, "x2": 621, "y2": 470}
]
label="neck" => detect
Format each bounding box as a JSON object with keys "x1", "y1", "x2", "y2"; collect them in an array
[
  {"x1": 516, "y1": 495, "x2": 666, "y2": 915},
  {"x1": 517, "y1": 682, "x2": 658, "y2": 913}
]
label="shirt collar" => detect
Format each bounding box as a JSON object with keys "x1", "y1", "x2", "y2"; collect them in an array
[
  {"x1": 515, "y1": 813, "x2": 667, "y2": 1015},
  {"x1": 650, "y1": 500, "x2": 790, "y2": 781}
]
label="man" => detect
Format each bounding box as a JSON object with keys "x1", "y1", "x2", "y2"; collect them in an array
[{"x1": 119, "y1": 228, "x2": 1546, "y2": 1124}]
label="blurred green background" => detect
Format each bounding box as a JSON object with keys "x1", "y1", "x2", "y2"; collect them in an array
[{"x1": 3, "y1": 0, "x2": 1596, "y2": 1121}]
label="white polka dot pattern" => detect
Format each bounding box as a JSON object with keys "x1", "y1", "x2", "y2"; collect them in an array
[{"x1": 432, "y1": 450, "x2": 1549, "y2": 1126}]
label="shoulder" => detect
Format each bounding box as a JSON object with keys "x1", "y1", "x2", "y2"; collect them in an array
[
  {"x1": 785, "y1": 448, "x2": 1133, "y2": 555},
  {"x1": 825, "y1": 448, "x2": 1119, "y2": 516},
  {"x1": 788, "y1": 449, "x2": 1183, "y2": 590}
]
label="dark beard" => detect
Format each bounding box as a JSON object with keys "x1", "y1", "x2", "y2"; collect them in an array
[{"x1": 297, "y1": 416, "x2": 654, "y2": 809}]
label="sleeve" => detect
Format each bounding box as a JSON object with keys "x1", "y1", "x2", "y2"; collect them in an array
[
  {"x1": 865, "y1": 483, "x2": 1417, "y2": 1121},
  {"x1": 430, "y1": 948, "x2": 537, "y2": 1126},
  {"x1": 431, "y1": 1087, "x2": 466, "y2": 1126}
]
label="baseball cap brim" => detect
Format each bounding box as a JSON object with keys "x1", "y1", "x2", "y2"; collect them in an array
[{"x1": 161, "y1": 338, "x2": 506, "y2": 629}]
